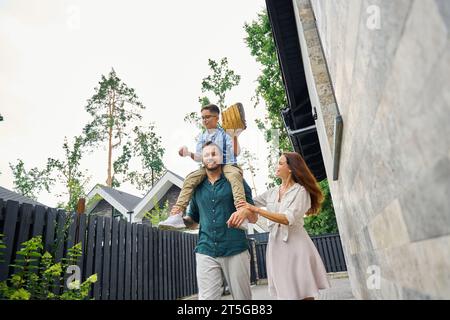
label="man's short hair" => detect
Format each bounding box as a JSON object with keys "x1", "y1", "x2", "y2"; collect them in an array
[
  {"x1": 202, "y1": 140, "x2": 221, "y2": 151},
  {"x1": 201, "y1": 104, "x2": 220, "y2": 114}
]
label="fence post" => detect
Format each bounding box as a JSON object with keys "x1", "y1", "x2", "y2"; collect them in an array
[
  {"x1": 76, "y1": 198, "x2": 86, "y2": 215},
  {"x1": 75, "y1": 198, "x2": 85, "y2": 245}
]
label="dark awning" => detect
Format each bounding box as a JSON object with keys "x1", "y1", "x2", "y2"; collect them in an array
[{"x1": 266, "y1": 0, "x2": 327, "y2": 181}]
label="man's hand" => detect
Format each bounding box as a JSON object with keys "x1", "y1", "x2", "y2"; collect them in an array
[
  {"x1": 183, "y1": 215, "x2": 198, "y2": 229},
  {"x1": 178, "y1": 146, "x2": 189, "y2": 157},
  {"x1": 236, "y1": 201, "x2": 259, "y2": 223},
  {"x1": 227, "y1": 208, "x2": 250, "y2": 228}
]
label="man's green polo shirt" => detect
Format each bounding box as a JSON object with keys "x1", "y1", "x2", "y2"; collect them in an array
[{"x1": 187, "y1": 173, "x2": 254, "y2": 258}]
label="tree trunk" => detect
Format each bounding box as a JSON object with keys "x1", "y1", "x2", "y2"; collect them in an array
[
  {"x1": 151, "y1": 168, "x2": 154, "y2": 187},
  {"x1": 106, "y1": 91, "x2": 115, "y2": 187},
  {"x1": 106, "y1": 129, "x2": 113, "y2": 186},
  {"x1": 249, "y1": 167, "x2": 257, "y2": 196}
]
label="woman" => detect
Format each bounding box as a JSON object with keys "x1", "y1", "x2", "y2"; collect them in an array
[{"x1": 237, "y1": 152, "x2": 330, "y2": 300}]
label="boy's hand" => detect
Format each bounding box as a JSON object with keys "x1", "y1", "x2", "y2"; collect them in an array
[
  {"x1": 225, "y1": 128, "x2": 243, "y2": 137},
  {"x1": 178, "y1": 146, "x2": 189, "y2": 157}
]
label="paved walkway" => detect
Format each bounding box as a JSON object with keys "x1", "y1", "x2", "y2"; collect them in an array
[
  {"x1": 184, "y1": 272, "x2": 355, "y2": 300},
  {"x1": 221, "y1": 273, "x2": 354, "y2": 300}
]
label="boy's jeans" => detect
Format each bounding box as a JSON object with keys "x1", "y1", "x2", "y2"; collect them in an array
[{"x1": 175, "y1": 164, "x2": 245, "y2": 211}]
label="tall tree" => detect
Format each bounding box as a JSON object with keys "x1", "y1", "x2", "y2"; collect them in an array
[
  {"x1": 244, "y1": 11, "x2": 338, "y2": 235},
  {"x1": 47, "y1": 136, "x2": 91, "y2": 212},
  {"x1": 200, "y1": 58, "x2": 241, "y2": 111},
  {"x1": 83, "y1": 68, "x2": 145, "y2": 187},
  {"x1": 0, "y1": 114, "x2": 3, "y2": 122},
  {"x1": 304, "y1": 180, "x2": 339, "y2": 235},
  {"x1": 244, "y1": 10, "x2": 292, "y2": 154},
  {"x1": 184, "y1": 58, "x2": 241, "y2": 129},
  {"x1": 238, "y1": 148, "x2": 259, "y2": 195},
  {"x1": 9, "y1": 160, "x2": 54, "y2": 200},
  {"x1": 123, "y1": 124, "x2": 165, "y2": 191}
]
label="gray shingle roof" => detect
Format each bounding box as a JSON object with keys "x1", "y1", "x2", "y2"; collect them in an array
[
  {"x1": 0, "y1": 186, "x2": 47, "y2": 207},
  {"x1": 98, "y1": 185, "x2": 142, "y2": 211}
]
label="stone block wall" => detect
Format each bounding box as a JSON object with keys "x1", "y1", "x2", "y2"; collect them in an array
[{"x1": 294, "y1": 0, "x2": 450, "y2": 299}]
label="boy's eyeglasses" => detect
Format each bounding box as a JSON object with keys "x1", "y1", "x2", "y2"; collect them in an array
[{"x1": 201, "y1": 115, "x2": 217, "y2": 120}]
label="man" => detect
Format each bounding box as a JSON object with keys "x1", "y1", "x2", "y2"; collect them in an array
[
  {"x1": 159, "y1": 103, "x2": 248, "y2": 230},
  {"x1": 184, "y1": 141, "x2": 257, "y2": 300},
  {"x1": 174, "y1": 103, "x2": 246, "y2": 213}
]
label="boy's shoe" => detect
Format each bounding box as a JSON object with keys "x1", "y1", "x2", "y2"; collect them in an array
[
  {"x1": 222, "y1": 103, "x2": 247, "y2": 130},
  {"x1": 158, "y1": 214, "x2": 186, "y2": 230}
]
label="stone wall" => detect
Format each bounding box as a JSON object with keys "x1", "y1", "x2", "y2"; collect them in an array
[{"x1": 293, "y1": 0, "x2": 450, "y2": 299}]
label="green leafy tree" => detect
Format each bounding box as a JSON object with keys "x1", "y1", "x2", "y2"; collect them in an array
[
  {"x1": 47, "y1": 136, "x2": 91, "y2": 212},
  {"x1": 124, "y1": 125, "x2": 165, "y2": 191},
  {"x1": 244, "y1": 11, "x2": 290, "y2": 148},
  {"x1": 9, "y1": 159, "x2": 54, "y2": 200},
  {"x1": 0, "y1": 234, "x2": 6, "y2": 263},
  {"x1": 111, "y1": 141, "x2": 133, "y2": 188},
  {"x1": 85, "y1": 193, "x2": 103, "y2": 212},
  {"x1": 245, "y1": 11, "x2": 338, "y2": 235},
  {"x1": 184, "y1": 112, "x2": 203, "y2": 132},
  {"x1": 244, "y1": 10, "x2": 292, "y2": 187},
  {"x1": 200, "y1": 58, "x2": 241, "y2": 111},
  {"x1": 143, "y1": 198, "x2": 169, "y2": 226},
  {"x1": 0, "y1": 114, "x2": 3, "y2": 122},
  {"x1": 82, "y1": 68, "x2": 145, "y2": 187},
  {"x1": 238, "y1": 148, "x2": 259, "y2": 195},
  {"x1": 184, "y1": 58, "x2": 241, "y2": 129},
  {"x1": 304, "y1": 180, "x2": 339, "y2": 236}
]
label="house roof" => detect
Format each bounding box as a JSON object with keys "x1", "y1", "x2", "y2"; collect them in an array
[
  {"x1": 98, "y1": 185, "x2": 142, "y2": 211},
  {"x1": 133, "y1": 170, "x2": 184, "y2": 221},
  {"x1": 86, "y1": 170, "x2": 184, "y2": 222},
  {"x1": 266, "y1": 0, "x2": 327, "y2": 181},
  {"x1": 0, "y1": 186, "x2": 46, "y2": 207},
  {"x1": 165, "y1": 169, "x2": 185, "y2": 182}
]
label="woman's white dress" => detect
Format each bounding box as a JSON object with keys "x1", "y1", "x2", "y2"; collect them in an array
[{"x1": 254, "y1": 183, "x2": 330, "y2": 299}]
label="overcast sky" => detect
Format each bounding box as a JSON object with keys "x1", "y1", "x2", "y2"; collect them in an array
[{"x1": 0, "y1": 0, "x2": 278, "y2": 207}]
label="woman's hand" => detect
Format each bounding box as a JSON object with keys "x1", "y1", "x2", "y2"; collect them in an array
[{"x1": 237, "y1": 200, "x2": 258, "y2": 213}]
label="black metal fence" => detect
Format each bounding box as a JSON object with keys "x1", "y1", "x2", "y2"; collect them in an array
[
  {"x1": 248, "y1": 232, "x2": 347, "y2": 283},
  {"x1": 0, "y1": 199, "x2": 198, "y2": 300}
]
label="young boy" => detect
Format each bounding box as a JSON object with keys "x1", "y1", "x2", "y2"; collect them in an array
[{"x1": 159, "y1": 103, "x2": 248, "y2": 230}]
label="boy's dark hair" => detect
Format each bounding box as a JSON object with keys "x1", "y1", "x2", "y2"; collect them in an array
[{"x1": 201, "y1": 104, "x2": 220, "y2": 114}]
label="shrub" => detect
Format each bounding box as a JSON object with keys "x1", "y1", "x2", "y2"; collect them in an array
[{"x1": 0, "y1": 235, "x2": 96, "y2": 300}]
